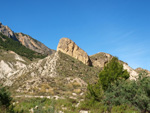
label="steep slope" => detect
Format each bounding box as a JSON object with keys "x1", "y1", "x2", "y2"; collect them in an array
[
  {"x1": 90, "y1": 52, "x2": 138, "y2": 80},
  {"x1": 0, "y1": 33, "x2": 45, "y2": 60},
  {"x1": 15, "y1": 33, "x2": 55, "y2": 55}
]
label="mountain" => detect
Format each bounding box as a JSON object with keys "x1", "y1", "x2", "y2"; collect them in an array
[
  {"x1": 0, "y1": 22, "x2": 149, "y2": 99},
  {"x1": 0, "y1": 22, "x2": 55, "y2": 55},
  {"x1": 0, "y1": 37, "x2": 139, "y2": 97}
]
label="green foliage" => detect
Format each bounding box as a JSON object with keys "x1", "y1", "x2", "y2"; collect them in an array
[
  {"x1": 104, "y1": 76, "x2": 150, "y2": 112},
  {"x1": 0, "y1": 85, "x2": 19, "y2": 113},
  {"x1": 0, "y1": 33, "x2": 46, "y2": 60},
  {"x1": 98, "y1": 57, "x2": 129, "y2": 90},
  {"x1": 0, "y1": 85, "x2": 12, "y2": 109},
  {"x1": 85, "y1": 57, "x2": 129, "y2": 104},
  {"x1": 85, "y1": 82, "x2": 103, "y2": 104}
]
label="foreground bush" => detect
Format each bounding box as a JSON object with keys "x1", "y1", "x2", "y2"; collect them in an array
[
  {"x1": 86, "y1": 57, "x2": 129, "y2": 103},
  {"x1": 104, "y1": 76, "x2": 150, "y2": 113}
]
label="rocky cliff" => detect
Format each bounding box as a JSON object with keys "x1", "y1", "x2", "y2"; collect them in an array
[{"x1": 57, "y1": 38, "x2": 92, "y2": 66}]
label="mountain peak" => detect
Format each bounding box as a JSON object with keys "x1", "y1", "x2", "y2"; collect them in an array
[{"x1": 57, "y1": 38, "x2": 92, "y2": 66}]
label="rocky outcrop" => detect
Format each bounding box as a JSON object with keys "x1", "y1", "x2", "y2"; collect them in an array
[
  {"x1": 57, "y1": 38, "x2": 92, "y2": 66},
  {"x1": 0, "y1": 22, "x2": 18, "y2": 41},
  {"x1": 90, "y1": 52, "x2": 138, "y2": 80},
  {"x1": 15, "y1": 33, "x2": 55, "y2": 55},
  {"x1": 123, "y1": 64, "x2": 138, "y2": 80},
  {"x1": 90, "y1": 52, "x2": 113, "y2": 68}
]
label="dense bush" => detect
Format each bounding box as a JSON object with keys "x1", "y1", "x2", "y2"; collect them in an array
[
  {"x1": 104, "y1": 76, "x2": 150, "y2": 112},
  {"x1": 86, "y1": 57, "x2": 129, "y2": 103},
  {"x1": 0, "y1": 33, "x2": 46, "y2": 60}
]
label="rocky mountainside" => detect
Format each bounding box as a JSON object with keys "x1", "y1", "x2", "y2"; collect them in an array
[
  {"x1": 15, "y1": 33, "x2": 55, "y2": 55},
  {"x1": 0, "y1": 22, "x2": 55, "y2": 55},
  {"x1": 0, "y1": 22, "x2": 149, "y2": 99},
  {"x1": 2, "y1": 51, "x2": 99, "y2": 99},
  {"x1": 0, "y1": 37, "x2": 139, "y2": 98}
]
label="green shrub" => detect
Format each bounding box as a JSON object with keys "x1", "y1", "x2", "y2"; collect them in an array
[
  {"x1": 98, "y1": 57, "x2": 129, "y2": 90},
  {"x1": 85, "y1": 57, "x2": 129, "y2": 104}
]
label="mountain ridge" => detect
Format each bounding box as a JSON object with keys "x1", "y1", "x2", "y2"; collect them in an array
[{"x1": 0, "y1": 22, "x2": 55, "y2": 55}]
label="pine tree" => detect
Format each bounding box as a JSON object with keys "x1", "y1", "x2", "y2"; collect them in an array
[{"x1": 98, "y1": 57, "x2": 129, "y2": 90}]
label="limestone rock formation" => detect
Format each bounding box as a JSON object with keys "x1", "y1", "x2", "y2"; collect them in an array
[
  {"x1": 57, "y1": 38, "x2": 92, "y2": 66},
  {"x1": 15, "y1": 33, "x2": 55, "y2": 55}
]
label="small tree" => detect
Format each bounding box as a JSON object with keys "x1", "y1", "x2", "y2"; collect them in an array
[{"x1": 98, "y1": 57, "x2": 129, "y2": 90}]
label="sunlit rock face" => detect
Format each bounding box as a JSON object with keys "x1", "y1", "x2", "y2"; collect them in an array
[{"x1": 57, "y1": 38, "x2": 92, "y2": 66}]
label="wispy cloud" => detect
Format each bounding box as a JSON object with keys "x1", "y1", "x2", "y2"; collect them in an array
[
  {"x1": 109, "y1": 31, "x2": 135, "y2": 44},
  {"x1": 109, "y1": 31, "x2": 149, "y2": 70}
]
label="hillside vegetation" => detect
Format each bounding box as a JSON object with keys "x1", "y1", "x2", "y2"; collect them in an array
[
  {"x1": 0, "y1": 33, "x2": 46, "y2": 60},
  {"x1": 79, "y1": 57, "x2": 150, "y2": 113}
]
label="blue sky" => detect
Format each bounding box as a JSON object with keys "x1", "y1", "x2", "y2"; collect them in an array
[{"x1": 0, "y1": 0, "x2": 150, "y2": 70}]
